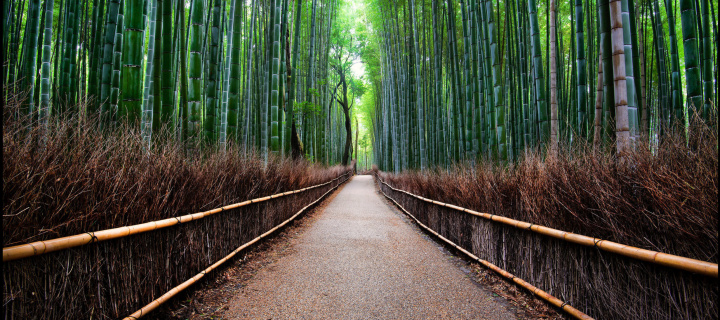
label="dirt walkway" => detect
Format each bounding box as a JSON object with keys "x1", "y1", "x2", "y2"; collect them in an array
[{"x1": 222, "y1": 175, "x2": 516, "y2": 319}]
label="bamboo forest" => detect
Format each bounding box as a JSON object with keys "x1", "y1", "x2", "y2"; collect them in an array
[{"x1": 2, "y1": 0, "x2": 718, "y2": 318}]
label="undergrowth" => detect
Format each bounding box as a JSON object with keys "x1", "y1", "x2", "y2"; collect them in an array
[
  {"x1": 3, "y1": 101, "x2": 347, "y2": 246},
  {"x1": 379, "y1": 119, "x2": 718, "y2": 262}
]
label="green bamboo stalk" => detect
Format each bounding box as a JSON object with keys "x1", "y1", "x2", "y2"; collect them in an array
[
  {"x1": 679, "y1": 0, "x2": 702, "y2": 119},
  {"x1": 593, "y1": 56, "x2": 604, "y2": 150},
  {"x1": 486, "y1": 0, "x2": 506, "y2": 161},
  {"x1": 575, "y1": 0, "x2": 588, "y2": 139},
  {"x1": 39, "y1": 0, "x2": 53, "y2": 127},
  {"x1": 160, "y1": 0, "x2": 174, "y2": 127},
  {"x1": 178, "y1": 0, "x2": 189, "y2": 141},
  {"x1": 599, "y1": 0, "x2": 615, "y2": 144},
  {"x1": 447, "y1": 0, "x2": 463, "y2": 161},
  {"x1": 621, "y1": 0, "x2": 639, "y2": 143},
  {"x1": 33, "y1": 0, "x2": 46, "y2": 108},
  {"x1": 89, "y1": 0, "x2": 106, "y2": 113},
  {"x1": 67, "y1": 0, "x2": 80, "y2": 108},
  {"x1": 470, "y1": 0, "x2": 483, "y2": 158},
  {"x1": 204, "y1": 0, "x2": 221, "y2": 143},
  {"x1": 110, "y1": 6, "x2": 125, "y2": 124},
  {"x1": 120, "y1": 0, "x2": 145, "y2": 122},
  {"x1": 527, "y1": 0, "x2": 548, "y2": 148},
  {"x1": 270, "y1": 0, "x2": 281, "y2": 154},
  {"x1": 651, "y1": 0, "x2": 669, "y2": 129},
  {"x1": 699, "y1": 0, "x2": 712, "y2": 119},
  {"x1": 100, "y1": 0, "x2": 121, "y2": 121},
  {"x1": 431, "y1": 0, "x2": 444, "y2": 164},
  {"x1": 21, "y1": 0, "x2": 40, "y2": 119},
  {"x1": 227, "y1": 0, "x2": 242, "y2": 142},
  {"x1": 410, "y1": 0, "x2": 426, "y2": 169},
  {"x1": 186, "y1": 0, "x2": 204, "y2": 142},
  {"x1": 549, "y1": 0, "x2": 558, "y2": 155},
  {"x1": 459, "y1": 0, "x2": 472, "y2": 160},
  {"x1": 665, "y1": 0, "x2": 684, "y2": 123},
  {"x1": 517, "y1": 0, "x2": 531, "y2": 150},
  {"x1": 142, "y1": 0, "x2": 157, "y2": 143},
  {"x1": 60, "y1": 0, "x2": 76, "y2": 106},
  {"x1": 287, "y1": 0, "x2": 303, "y2": 158},
  {"x1": 638, "y1": 11, "x2": 648, "y2": 135}
]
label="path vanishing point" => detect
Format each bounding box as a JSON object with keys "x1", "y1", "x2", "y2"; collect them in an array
[{"x1": 222, "y1": 175, "x2": 515, "y2": 319}]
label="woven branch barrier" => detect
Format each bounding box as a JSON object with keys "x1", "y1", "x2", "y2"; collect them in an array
[
  {"x1": 378, "y1": 178, "x2": 717, "y2": 278},
  {"x1": 3, "y1": 171, "x2": 351, "y2": 319},
  {"x1": 3, "y1": 174, "x2": 349, "y2": 262},
  {"x1": 377, "y1": 176, "x2": 718, "y2": 320},
  {"x1": 378, "y1": 182, "x2": 593, "y2": 320}
]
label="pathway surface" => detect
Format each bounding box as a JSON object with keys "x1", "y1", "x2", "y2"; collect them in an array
[{"x1": 223, "y1": 175, "x2": 515, "y2": 319}]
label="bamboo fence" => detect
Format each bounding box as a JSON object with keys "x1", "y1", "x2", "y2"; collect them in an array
[
  {"x1": 379, "y1": 184, "x2": 593, "y2": 320},
  {"x1": 3, "y1": 171, "x2": 351, "y2": 319},
  {"x1": 377, "y1": 175, "x2": 718, "y2": 319},
  {"x1": 3, "y1": 173, "x2": 350, "y2": 262},
  {"x1": 378, "y1": 178, "x2": 717, "y2": 278},
  {"x1": 124, "y1": 173, "x2": 351, "y2": 319}
]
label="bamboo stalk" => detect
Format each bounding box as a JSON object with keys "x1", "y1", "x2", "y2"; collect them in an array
[
  {"x1": 123, "y1": 174, "x2": 351, "y2": 319},
  {"x1": 378, "y1": 178, "x2": 718, "y2": 278},
  {"x1": 3, "y1": 173, "x2": 350, "y2": 262},
  {"x1": 593, "y1": 56, "x2": 604, "y2": 149},
  {"x1": 378, "y1": 180, "x2": 593, "y2": 320}
]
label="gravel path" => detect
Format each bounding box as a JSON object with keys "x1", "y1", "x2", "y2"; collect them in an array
[{"x1": 222, "y1": 175, "x2": 516, "y2": 319}]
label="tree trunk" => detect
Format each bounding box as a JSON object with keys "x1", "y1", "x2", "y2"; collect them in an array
[
  {"x1": 608, "y1": 0, "x2": 630, "y2": 153},
  {"x1": 593, "y1": 56, "x2": 604, "y2": 151},
  {"x1": 338, "y1": 74, "x2": 352, "y2": 166},
  {"x1": 549, "y1": 0, "x2": 558, "y2": 156}
]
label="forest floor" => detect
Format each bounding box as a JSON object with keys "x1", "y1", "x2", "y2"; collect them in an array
[{"x1": 159, "y1": 176, "x2": 565, "y2": 319}]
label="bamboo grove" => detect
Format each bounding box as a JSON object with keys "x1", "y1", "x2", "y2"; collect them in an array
[
  {"x1": 3, "y1": 0, "x2": 369, "y2": 166},
  {"x1": 365, "y1": 0, "x2": 718, "y2": 171}
]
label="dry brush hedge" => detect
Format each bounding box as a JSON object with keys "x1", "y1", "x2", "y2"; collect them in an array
[
  {"x1": 376, "y1": 124, "x2": 718, "y2": 320},
  {"x1": 3, "y1": 109, "x2": 352, "y2": 319}
]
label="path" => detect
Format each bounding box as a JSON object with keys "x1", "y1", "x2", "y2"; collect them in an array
[{"x1": 223, "y1": 175, "x2": 515, "y2": 319}]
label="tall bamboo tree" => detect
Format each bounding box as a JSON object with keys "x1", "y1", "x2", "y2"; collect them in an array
[{"x1": 119, "y1": 0, "x2": 144, "y2": 122}]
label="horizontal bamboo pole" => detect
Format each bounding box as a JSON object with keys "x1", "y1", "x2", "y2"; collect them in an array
[
  {"x1": 378, "y1": 185, "x2": 593, "y2": 320},
  {"x1": 3, "y1": 173, "x2": 350, "y2": 262},
  {"x1": 378, "y1": 178, "x2": 718, "y2": 278},
  {"x1": 123, "y1": 174, "x2": 351, "y2": 319}
]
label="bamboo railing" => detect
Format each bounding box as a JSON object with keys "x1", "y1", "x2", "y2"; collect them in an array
[
  {"x1": 123, "y1": 173, "x2": 352, "y2": 319},
  {"x1": 378, "y1": 178, "x2": 718, "y2": 278},
  {"x1": 378, "y1": 184, "x2": 593, "y2": 320},
  {"x1": 3, "y1": 173, "x2": 351, "y2": 262}
]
